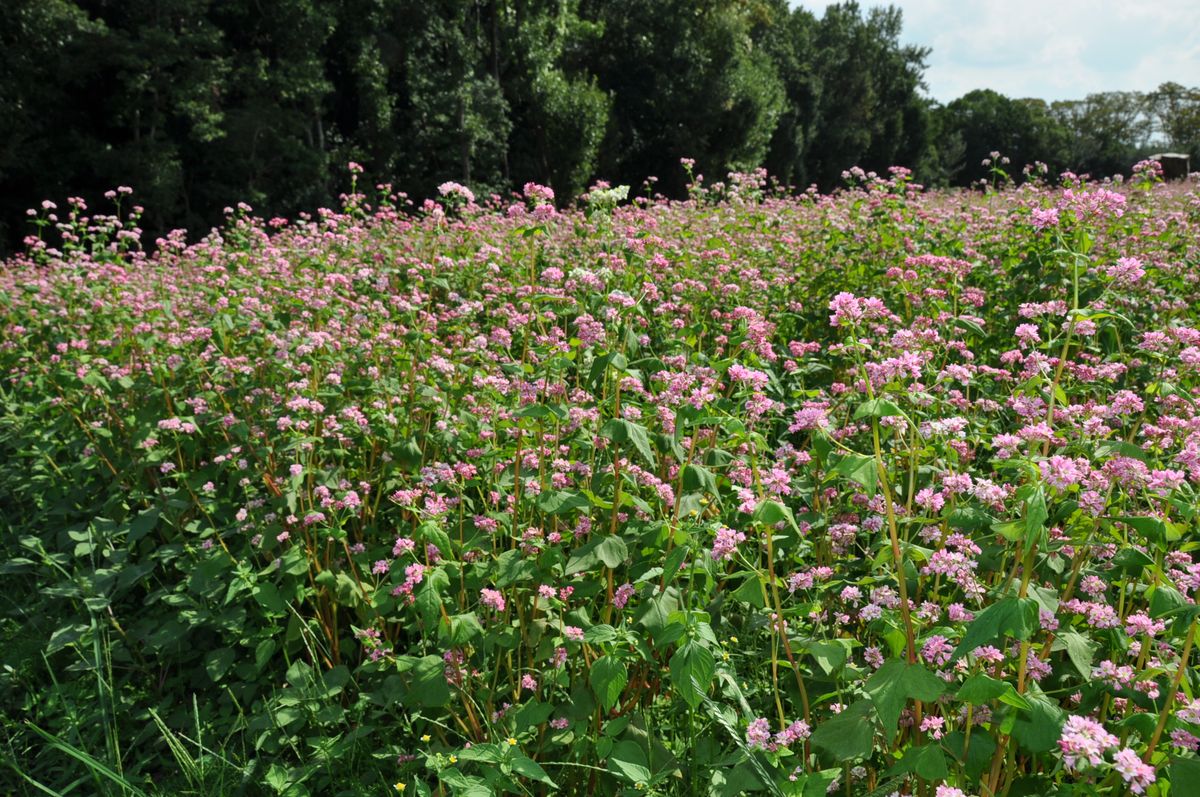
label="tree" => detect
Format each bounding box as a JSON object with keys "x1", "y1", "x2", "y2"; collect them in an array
[
  {"x1": 1147, "y1": 82, "x2": 1200, "y2": 161},
  {"x1": 1051, "y1": 92, "x2": 1153, "y2": 178},
  {"x1": 933, "y1": 89, "x2": 1069, "y2": 185},
  {"x1": 580, "y1": 0, "x2": 785, "y2": 195},
  {"x1": 801, "y1": 2, "x2": 929, "y2": 189}
]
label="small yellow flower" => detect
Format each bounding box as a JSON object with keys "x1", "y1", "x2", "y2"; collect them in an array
[
  {"x1": 448, "y1": 755, "x2": 458, "y2": 764},
  {"x1": 506, "y1": 736, "x2": 518, "y2": 746},
  {"x1": 420, "y1": 734, "x2": 431, "y2": 743},
  {"x1": 393, "y1": 783, "x2": 406, "y2": 793},
  {"x1": 729, "y1": 636, "x2": 738, "y2": 644}
]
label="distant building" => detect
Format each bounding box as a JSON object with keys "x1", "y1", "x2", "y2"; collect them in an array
[{"x1": 1147, "y1": 153, "x2": 1191, "y2": 181}]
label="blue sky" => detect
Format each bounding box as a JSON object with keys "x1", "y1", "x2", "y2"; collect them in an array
[{"x1": 791, "y1": 0, "x2": 1200, "y2": 103}]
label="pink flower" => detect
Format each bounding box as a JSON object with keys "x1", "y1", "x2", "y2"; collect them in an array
[
  {"x1": 1112, "y1": 747, "x2": 1155, "y2": 794},
  {"x1": 746, "y1": 717, "x2": 772, "y2": 749},
  {"x1": 1058, "y1": 714, "x2": 1118, "y2": 771},
  {"x1": 613, "y1": 582, "x2": 636, "y2": 609},
  {"x1": 1015, "y1": 323, "x2": 1041, "y2": 346},
  {"x1": 710, "y1": 526, "x2": 746, "y2": 560},
  {"x1": 480, "y1": 588, "x2": 506, "y2": 613},
  {"x1": 1106, "y1": 257, "x2": 1145, "y2": 287}
]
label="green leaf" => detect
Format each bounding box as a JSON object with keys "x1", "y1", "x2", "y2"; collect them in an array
[
  {"x1": 730, "y1": 574, "x2": 766, "y2": 607},
  {"x1": 607, "y1": 740, "x2": 651, "y2": 784},
  {"x1": 596, "y1": 535, "x2": 629, "y2": 569},
  {"x1": 1095, "y1": 440, "x2": 1148, "y2": 462},
  {"x1": 865, "y1": 661, "x2": 946, "y2": 742},
  {"x1": 590, "y1": 656, "x2": 627, "y2": 711},
  {"x1": 437, "y1": 769, "x2": 491, "y2": 797},
  {"x1": 807, "y1": 640, "x2": 848, "y2": 677},
  {"x1": 951, "y1": 597, "x2": 1039, "y2": 659},
  {"x1": 494, "y1": 549, "x2": 538, "y2": 586},
  {"x1": 585, "y1": 624, "x2": 618, "y2": 644},
  {"x1": 252, "y1": 583, "x2": 288, "y2": 614},
  {"x1": 682, "y1": 464, "x2": 718, "y2": 495},
  {"x1": 992, "y1": 520, "x2": 1026, "y2": 542},
  {"x1": 126, "y1": 506, "x2": 160, "y2": 544},
  {"x1": 853, "y1": 398, "x2": 906, "y2": 421},
  {"x1": 1111, "y1": 546, "x2": 1154, "y2": 574},
  {"x1": 1010, "y1": 693, "x2": 1065, "y2": 753},
  {"x1": 669, "y1": 640, "x2": 715, "y2": 709},
  {"x1": 537, "y1": 489, "x2": 591, "y2": 514},
  {"x1": 1168, "y1": 757, "x2": 1200, "y2": 795},
  {"x1": 411, "y1": 655, "x2": 451, "y2": 708},
  {"x1": 886, "y1": 743, "x2": 949, "y2": 781},
  {"x1": 565, "y1": 535, "x2": 628, "y2": 573},
  {"x1": 809, "y1": 700, "x2": 876, "y2": 761},
  {"x1": 510, "y1": 755, "x2": 556, "y2": 787},
  {"x1": 957, "y1": 673, "x2": 1032, "y2": 709},
  {"x1": 944, "y1": 730, "x2": 996, "y2": 781},
  {"x1": 600, "y1": 418, "x2": 656, "y2": 468},
  {"x1": 456, "y1": 743, "x2": 506, "y2": 764},
  {"x1": 448, "y1": 613, "x2": 484, "y2": 645},
  {"x1": 204, "y1": 647, "x2": 235, "y2": 682},
  {"x1": 1149, "y1": 585, "x2": 1189, "y2": 618},
  {"x1": 1023, "y1": 486, "x2": 1048, "y2": 547},
  {"x1": 1116, "y1": 516, "x2": 1168, "y2": 547},
  {"x1": 752, "y1": 499, "x2": 800, "y2": 533},
  {"x1": 1054, "y1": 630, "x2": 1097, "y2": 678},
  {"x1": 830, "y1": 453, "x2": 877, "y2": 494}
]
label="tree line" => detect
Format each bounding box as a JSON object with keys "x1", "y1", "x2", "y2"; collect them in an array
[{"x1": 2, "y1": 0, "x2": 1197, "y2": 251}]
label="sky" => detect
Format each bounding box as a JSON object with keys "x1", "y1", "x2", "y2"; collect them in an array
[{"x1": 791, "y1": 0, "x2": 1200, "y2": 104}]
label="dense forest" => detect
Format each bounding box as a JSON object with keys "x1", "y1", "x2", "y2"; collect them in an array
[{"x1": 1, "y1": 0, "x2": 1197, "y2": 250}]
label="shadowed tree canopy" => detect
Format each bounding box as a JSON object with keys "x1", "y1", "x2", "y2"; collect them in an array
[{"x1": 0, "y1": 0, "x2": 1194, "y2": 252}]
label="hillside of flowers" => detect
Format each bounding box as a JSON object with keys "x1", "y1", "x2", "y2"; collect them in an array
[{"x1": 2, "y1": 163, "x2": 1200, "y2": 797}]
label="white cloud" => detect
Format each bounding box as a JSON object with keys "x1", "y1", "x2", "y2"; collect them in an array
[{"x1": 791, "y1": 0, "x2": 1200, "y2": 102}]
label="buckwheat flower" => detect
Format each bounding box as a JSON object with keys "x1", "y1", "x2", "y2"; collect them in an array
[
  {"x1": 774, "y1": 720, "x2": 811, "y2": 747},
  {"x1": 1179, "y1": 698, "x2": 1200, "y2": 724},
  {"x1": 746, "y1": 717, "x2": 772, "y2": 749},
  {"x1": 934, "y1": 787, "x2": 968, "y2": 797},
  {"x1": 563, "y1": 626, "x2": 584, "y2": 642},
  {"x1": 915, "y1": 488, "x2": 945, "y2": 513},
  {"x1": 613, "y1": 582, "x2": 636, "y2": 609},
  {"x1": 920, "y1": 716, "x2": 945, "y2": 739},
  {"x1": 947, "y1": 603, "x2": 974, "y2": 622},
  {"x1": 1030, "y1": 207, "x2": 1059, "y2": 228},
  {"x1": 922, "y1": 635, "x2": 953, "y2": 666},
  {"x1": 1015, "y1": 323, "x2": 1041, "y2": 346},
  {"x1": 1106, "y1": 257, "x2": 1145, "y2": 287},
  {"x1": 1125, "y1": 612, "x2": 1165, "y2": 638},
  {"x1": 1147, "y1": 468, "x2": 1185, "y2": 495},
  {"x1": 971, "y1": 645, "x2": 1004, "y2": 664},
  {"x1": 550, "y1": 717, "x2": 569, "y2": 730},
  {"x1": 1040, "y1": 455, "x2": 1085, "y2": 490},
  {"x1": 521, "y1": 674, "x2": 538, "y2": 691},
  {"x1": 1112, "y1": 747, "x2": 1155, "y2": 793},
  {"x1": 710, "y1": 526, "x2": 746, "y2": 560},
  {"x1": 859, "y1": 603, "x2": 883, "y2": 621},
  {"x1": 828, "y1": 292, "x2": 864, "y2": 327},
  {"x1": 480, "y1": 588, "x2": 506, "y2": 613},
  {"x1": 1058, "y1": 714, "x2": 1118, "y2": 770},
  {"x1": 372, "y1": 560, "x2": 390, "y2": 575}
]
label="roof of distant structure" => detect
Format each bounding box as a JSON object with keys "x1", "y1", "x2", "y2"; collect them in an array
[{"x1": 1148, "y1": 153, "x2": 1191, "y2": 159}]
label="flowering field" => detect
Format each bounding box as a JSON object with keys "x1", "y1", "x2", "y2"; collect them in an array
[{"x1": 3, "y1": 165, "x2": 1200, "y2": 797}]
